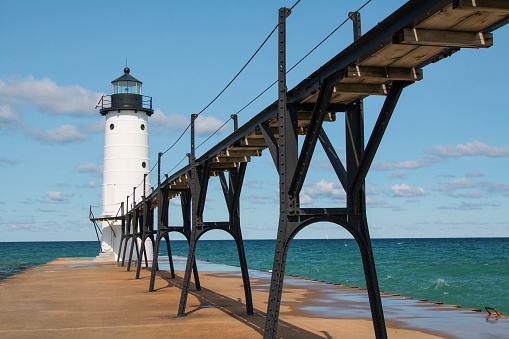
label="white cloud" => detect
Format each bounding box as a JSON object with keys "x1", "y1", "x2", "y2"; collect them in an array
[
  {"x1": 81, "y1": 119, "x2": 104, "y2": 133},
  {"x1": 79, "y1": 181, "x2": 100, "y2": 188},
  {"x1": 372, "y1": 161, "x2": 393, "y2": 171},
  {"x1": 299, "y1": 193, "x2": 313, "y2": 205},
  {"x1": 195, "y1": 115, "x2": 231, "y2": 136},
  {"x1": 390, "y1": 171, "x2": 407, "y2": 179},
  {"x1": 366, "y1": 187, "x2": 379, "y2": 195},
  {"x1": 44, "y1": 191, "x2": 69, "y2": 204},
  {"x1": 466, "y1": 171, "x2": 484, "y2": 178},
  {"x1": 446, "y1": 191, "x2": 482, "y2": 199},
  {"x1": 433, "y1": 178, "x2": 509, "y2": 198},
  {"x1": 75, "y1": 162, "x2": 103, "y2": 177},
  {"x1": 436, "y1": 174, "x2": 456, "y2": 178},
  {"x1": 170, "y1": 198, "x2": 181, "y2": 206},
  {"x1": 151, "y1": 108, "x2": 189, "y2": 131},
  {"x1": 366, "y1": 197, "x2": 402, "y2": 211},
  {"x1": 311, "y1": 159, "x2": 333, "y2": 170},
  {"x1": 426, "y1": 140, "x2": 509, "y2": 158},
  {"x1": 302, "y1": 179, "x2": 346, "y2": 205},
  {"x1": 437, "y1": 201, "x2": 500, "y2": 210},
  {"x1": 393, "y1": 157, "x2": 444, "y2": 169},
  {"x1": 8, "y1": 222, "x2": 35, "y2": 230},
  {"x1": 30, "y1": 124, "x2": 87, "y2": 143},
  {"x1": 150, "y1": 109, "x2": 230, "y2": 137},
  {"x1": 37, "y1": 208, "x2": 57, "y2": 212},
  {"x1": 0, "y1": 104, "x2": 18, "y2": 128},
  {"x1": 0, "y1": 76, "x2": 102, "y2": 116},
  {"x1": 390, "y1": 184, "x2": 428, "y2": 197},
  {"x1": 0, "y1": 157, "x2": 21, "y2": 166},
  {"x1": 479, "y1": 181, "x2": 509, "y2": 196},
  {"x1": 433, "y1": 178, "x2": 476, "y2": 192},
  {"x1": 248, "y1": 194, "x2": 273, "y2": 205}
]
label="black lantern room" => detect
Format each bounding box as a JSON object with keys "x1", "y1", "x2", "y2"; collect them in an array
[{"x1": 99, "y1": 67, "x2": 153, "y2": 116}]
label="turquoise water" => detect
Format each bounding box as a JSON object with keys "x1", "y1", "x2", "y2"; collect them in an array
[
  {"x1": 1, "y1": 238, "x2": 507, "y2": 315},
  {"x1": 0, "y1": 241, "x2": 99, "y2": 280}
]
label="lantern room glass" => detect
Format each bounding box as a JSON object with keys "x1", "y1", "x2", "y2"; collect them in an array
[{"x1": 112, "y1": 80, "x2": 142, "y2": 95}]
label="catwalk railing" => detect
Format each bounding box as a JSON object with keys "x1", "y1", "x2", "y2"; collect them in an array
[{"x1": 90, "y1": 1, "x2": 509, "y2": 338}]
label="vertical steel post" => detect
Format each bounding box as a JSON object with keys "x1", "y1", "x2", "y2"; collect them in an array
[
  {"x1": 264, "y1": 7, "x2": 293, "y2": 338},
  {"x1": 346, "y1": 12, "x2": 388, "y2": 338},
  {"x1": 158, "y1": 152, "x2": 162, "y2": 185},
  {"x1": 231, "y1": 114, "x2": 238, "y2": 131},
  {"x1": 178, "y1": 114, "x2": 199, "y2": 316},
  {"x1": 133, "y1": 187, "x2": 136, "y2": 207},
  {"x1": 349, "y1": 11, "x2": 361, "y2": 41},
  {"x1": 143, "y1": 174, "x2": 148, "y2": 266},
  {"x1": 136, "y1": 175, "x2": 149, "y2": 278},
  {"x1": 121, "y1": 195, "x2": 129, "y2": 266},
  {"x1": 127, "y1": 187, "x2": 137, "y2": 271},
  {"x1": 228, "y1": 163, "x2": 253, "y2": 315},
  {"x1": 117, "y1": 202, "x2": 125, "y2": 262}
]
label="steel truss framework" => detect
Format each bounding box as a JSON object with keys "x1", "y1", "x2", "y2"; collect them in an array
[{"x1": 90, "y1": 1, "x2": 509, "y2": 338}]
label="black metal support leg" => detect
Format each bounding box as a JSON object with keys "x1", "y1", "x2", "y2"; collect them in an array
[
  {"x1": 164, "y1": 233, "x2": 175, "y2": 278},
  {"x1": 178, "y1": 226, "x2": 198, "y2": 316},
  {"x1": 346, "y1": 98, "x2": 388, "y2": 338},
  {"x1": 265, "y1": 8, "x2": 295, "y2": 337},
  {"x1": 229, "y1": 163, "x2": 253, "y2": 315},
  {"x1": 149, "y1": 233, "x2": 162, "y2": 292}
]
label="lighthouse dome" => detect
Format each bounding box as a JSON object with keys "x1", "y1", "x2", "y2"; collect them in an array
[{"x1": 98, "y1": 67, "x2": 153, "y2": 116}]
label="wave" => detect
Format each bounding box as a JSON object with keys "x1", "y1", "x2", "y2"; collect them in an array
[{"x1": 423, "y1": 278, "x2": 450, "y2": 292}]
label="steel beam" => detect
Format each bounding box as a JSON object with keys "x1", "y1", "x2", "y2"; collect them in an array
[
  {"x1": 345, "y1": 97, "x2": 388, "y2": 339},
  {"x1": 318, "y1": 128, "x2": 347, "y2": 189},
  {"x1": 259, "y1": 122, "x2": 279, "y2": 170},
  {"x1": 264, "y1": 8, "x2": 293, "y2": 338},
  {"x1": 288, "y1": 79, "x2": 334, "y2": 198},
  {"x1": 348, "y1": 81, "x2": 410, "y2": 195}
]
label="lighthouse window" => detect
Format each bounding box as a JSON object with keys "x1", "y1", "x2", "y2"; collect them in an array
[
  {"x1": 109, "y1": 124, "x2": 114, "y2": 130},
  {"x1": 140, "y1": 124, "x2": 145, "y2": 130},
  {"x1": 142, "y1": 162, "x2": 146, "y2": 168}
]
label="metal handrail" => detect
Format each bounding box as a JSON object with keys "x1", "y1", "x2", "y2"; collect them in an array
[
  {"x1": 96, "y1": 94, "x2": 152, "y2": 110},
  {"x1": 89, "y1": 206, "x2": 103, "y2": 252}
]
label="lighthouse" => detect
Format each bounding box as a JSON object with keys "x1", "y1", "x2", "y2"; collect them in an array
[{"x1": 98, "y1": 67, "x2": 153, "y2": 261}]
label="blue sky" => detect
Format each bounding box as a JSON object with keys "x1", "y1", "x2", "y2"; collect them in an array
[{"x1": 1, "y1": 0, "x2": 508, "y2": 242}]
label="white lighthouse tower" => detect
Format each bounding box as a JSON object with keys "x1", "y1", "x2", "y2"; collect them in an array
[{"x1": 98, "y1": 67, "x2": 153, "y2": 261}]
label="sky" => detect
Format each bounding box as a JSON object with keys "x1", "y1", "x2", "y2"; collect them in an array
[{"x1": 1, "y1": 0, "x2": 508, "y2": 243}]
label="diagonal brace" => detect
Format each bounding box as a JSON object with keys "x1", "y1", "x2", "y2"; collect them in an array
[
  {"x1": 289, "y1": 79, "x2": 335, "y2": 197},
  {"x1": 348, "y1": 81, "x2": 411, "y2": 194},
  {"x1": 230, "y1": 162, "x2": 247, "y2": 213},
  {"x1": 196, "y1": 160, "x2": 212, "y2": 218},
  {"x1": 259, "y1": 122, "x2": 279, "y2": 171},
  {"x1": 318, "y1": 128, "x2": 347, "y2": 190},
  {"x1": 218, "y1": 172, "x2": 230, "y2": 212}
]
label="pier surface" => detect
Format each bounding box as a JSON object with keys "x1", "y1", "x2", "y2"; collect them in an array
[{"x1": 0, "y1": 257, "x2": 507, "y2": 338}]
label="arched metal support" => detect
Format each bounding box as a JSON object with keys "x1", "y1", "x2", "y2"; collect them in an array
[
  {"x1": 126, "y1": 205, "x2": 144, "y2": 272},
  {"x1": 177, "y1": 114, "x2": 253, "y2": 317},
  {"x1": 264, "y1": 7, "x2": 411, "y2": 338},
  {"x1": 149, "y1": 187, "x2": 201, "y2": 292},
  {"x1": 120, "y1": 207, "x2": 133, "y2": 266},
  {"x1": 127, "y1": 186, "x2": 149, "y2": 272},
  {"x1": 136, "y1": 197, "x2": 156, "y2": 279},
  {"x1": 116, "y1": 202, "x2": 126, "y2": 262}
]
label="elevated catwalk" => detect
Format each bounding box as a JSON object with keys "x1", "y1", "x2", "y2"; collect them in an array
[{"x1": 90, "y1": 1, "x2": 509, "y2": 338}]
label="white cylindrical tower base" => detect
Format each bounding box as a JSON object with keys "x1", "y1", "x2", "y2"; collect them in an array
[{"x1": 101, "y1": 109, "x2": 153, "y2": 261}]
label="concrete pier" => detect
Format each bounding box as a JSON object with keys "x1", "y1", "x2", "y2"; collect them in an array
[{"x1": 0, "y1": 258, "x2": 507, "y2": 338}]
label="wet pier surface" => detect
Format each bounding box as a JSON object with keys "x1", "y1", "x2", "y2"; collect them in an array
[{"x1": 0, "y1": 257, "x2": 507, "y2": 338}]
